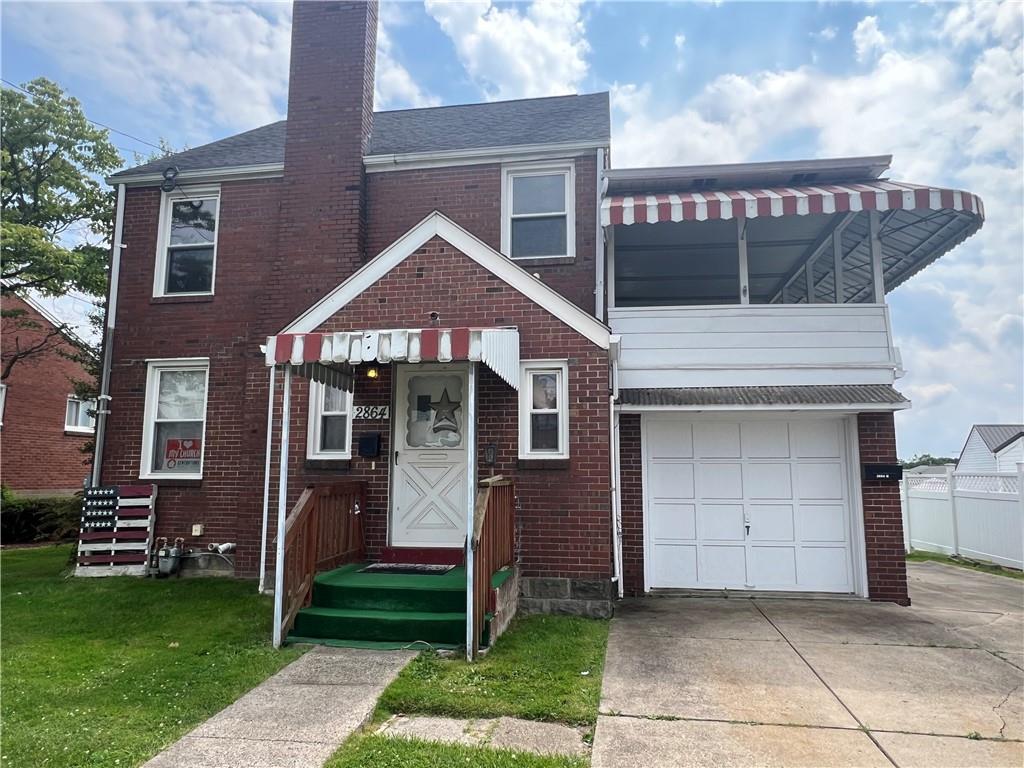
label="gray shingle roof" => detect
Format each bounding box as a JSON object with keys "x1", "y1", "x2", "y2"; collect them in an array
[
  {"x1": 111, "y1": 92, "x2": 610, "y2": 179},
  {"x1": 972, "y1": 425, "x2": 1024, "y2": 453},
  {"x1": 619, "y1": 385, "x2": 910, "y2": 408}
]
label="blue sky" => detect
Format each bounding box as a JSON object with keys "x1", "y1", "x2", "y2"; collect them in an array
[{"x1": 3, "y1": 0, "x2": 1022, "y2": 459}]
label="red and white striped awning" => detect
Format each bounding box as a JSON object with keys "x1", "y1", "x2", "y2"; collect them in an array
[
  {"x1": 265, "y1": 328, "x2": 520, "y2": 389},
  {"x1": 601, "y1": 181, "x2": 985, "y2": 226}
]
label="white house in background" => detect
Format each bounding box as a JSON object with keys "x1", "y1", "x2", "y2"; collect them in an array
[{"x1": 956, "y1": 424, "x2": 1024, "y2": 472}]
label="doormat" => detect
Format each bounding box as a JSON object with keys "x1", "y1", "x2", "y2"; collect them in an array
[{"x1": 360, "y1": 563, "x2": 455, "y2": 575}]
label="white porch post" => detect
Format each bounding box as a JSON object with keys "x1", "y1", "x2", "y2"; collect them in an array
[
  {"x1": 869, "y1": 210, "x2": 885, "y2": 303},
  {"x1": 736, "y1": 217, "x2": 750, "y2": 304},
  {"x1": 258, "y1": 365, "x2": 276, "y2": 594},
  {"x1": 946, "y1": 464, "x2": 960, "y2": 558},
  {"x1": 465, "y1": 363, "x2": 478, "y2": 660},
  {"x1": 272, "y1": 365, "x2": 292, "y2": 648},
  {"x1": 832, "y1": 229, "x2": 845, "y2": 303}
]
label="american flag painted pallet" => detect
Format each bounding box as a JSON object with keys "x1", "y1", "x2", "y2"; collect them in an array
[{"x1": 75, "y1": 485, "x2": 158, "y2": 577}]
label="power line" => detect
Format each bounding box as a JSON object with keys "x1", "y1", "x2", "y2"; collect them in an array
[{"x1": 1, "y1": 78, "x2": 166, "y2": 152}]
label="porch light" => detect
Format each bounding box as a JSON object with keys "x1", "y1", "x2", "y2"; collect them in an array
[{"x1": 365, "y1": 366, "x2": 380, "y2": 380}]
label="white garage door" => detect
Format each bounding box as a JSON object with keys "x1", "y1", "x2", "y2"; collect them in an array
[{"x1": 645, "y1": 417, "x2": 855, "y2": 593}]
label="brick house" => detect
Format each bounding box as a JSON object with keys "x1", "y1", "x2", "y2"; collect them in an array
[
  {"x1": 94, "y1": 0, "x2": 984, "y2": 647},
  {"x1": 2, "y1": 293, "x2": 94, "y2": 495}
]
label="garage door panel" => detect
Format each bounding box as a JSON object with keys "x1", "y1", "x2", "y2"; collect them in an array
[
  {"x1": 698, "y1": 463, "x2": 743, "y2": 498},
  {"x1": 799, "y1": 547, "x2": 851, "y2": 589},
  {"x1": 749, "y1": 504, "x2": 795, "y2": 541},
  {"x1": 650, "y1": 462, "x2": 695, "y2": 499},
  {"x1": 749, "y1": 546, "x2": 798, "y2": 587},
  {"x1": 651, "y1": 502, "x2": 696, "y2": 541},
  {"x1": 652, "y1": 544, "x2": 698, "y2": 586},
  {"x1": 742, "y1": 421, "x2": 791, "y2": 458},
  {"x1": 647, "y1": 421, "x2": 693, "y2": 459},
  {"x1": 700, "y1": 545, "x2": 747, "y2": 586},
  {"x1": 798, "y1": 504, "x2": 847, "y2": 542},
  {"x1": 792, "y1": 420, "x2": 842, "y2": 458},
  {"x1": 745, "y1": 463, "x2": 793, "y2": 499},
  {"x1": 796, "y1": 462, "x2": 844, "y2": 499},
  {"x1": 645, "y1": 417, "x2": 854, "y2": 594},
  {"x1": 698, "y1": 504, "x2": 745, "y2": 541},
  {"x1": 694, "y1": 422, "x2": 741, "y2": 458}
]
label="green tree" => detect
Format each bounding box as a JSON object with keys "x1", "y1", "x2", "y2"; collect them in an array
[
  {"x1": 1, "y1": 78, "x2": 120, "y2": 380},
  {"x1": 901, "y1": 453, "x2": 957, "y2": 468}
]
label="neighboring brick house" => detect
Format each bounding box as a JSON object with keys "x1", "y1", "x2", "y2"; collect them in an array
[
  {"x1": 94, "y1": 0, "x2": 984, "y2": 642},
  {"x1": 2, "y1": 293, "x2": 94, "y2": 495}
]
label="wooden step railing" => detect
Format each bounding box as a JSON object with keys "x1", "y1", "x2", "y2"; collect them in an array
[
  {"x1": 279, "y1": 481, "x2": 365, "y2": 642},
  {"x1": 470, "y1": 476, "x2": 515, "y2": 659}
]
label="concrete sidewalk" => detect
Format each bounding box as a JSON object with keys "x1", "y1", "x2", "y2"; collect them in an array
[
  {"x1": 144, "y1": 646, "x2": 415, "y2": 768},
  {"x1": 593, "y1": 562, "x2": 1024, "y2": 768}
]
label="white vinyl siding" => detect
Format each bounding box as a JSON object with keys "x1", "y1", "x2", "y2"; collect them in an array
[
  {"x1": 957, "y1": 430, "x2": 998, "y2": 472},
  {"x1": 995, "y1": 438, "x2": 1023, "y2": 473}
]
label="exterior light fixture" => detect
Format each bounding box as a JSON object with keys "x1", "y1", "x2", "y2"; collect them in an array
[{"x1": 365, "y1": 366, "x2": 380, "y2": 380}]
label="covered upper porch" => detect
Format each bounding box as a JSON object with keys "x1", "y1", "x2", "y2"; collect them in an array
[{"x1": 601, "y1": 156, "x2": 985, "y2": 389}]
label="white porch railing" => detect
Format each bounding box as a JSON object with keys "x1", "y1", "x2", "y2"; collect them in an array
[
  {"x1": 901, "y1": 466, "x2": 1024, "y2": 570},
  {"x1": 608, "y1": 303, "x2": 901, "y2": 389}
]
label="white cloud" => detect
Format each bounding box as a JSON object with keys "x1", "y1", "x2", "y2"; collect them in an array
[
  {"x1": 853, "y1": 16, "x2": 889, "y2": 62},
  {"x1": 3, "y1": 2, "x2": 292, "y2": 142},
  {"x1": 815, "y1": 26, "x2": 838, "y2": 42},
  {"x1": 610, "y1": 0, "x2": 1023, "y2": 456},
  {"x1": 424, "y1": 0, "x2": 589, "y2": 101},
  {"x1": 375, "y1": 21, "x2": 439, "y2": 110},
  {"x1": 674, "y1": 32, "x2": 686, "y2": 51},
  {"x1": 639, "y1": 33, "x2": 650, "y2": 49}
]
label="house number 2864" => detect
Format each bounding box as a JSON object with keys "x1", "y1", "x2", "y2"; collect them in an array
[{"x1": 353, "y1": 405, "x2": 389, "y2": 420}]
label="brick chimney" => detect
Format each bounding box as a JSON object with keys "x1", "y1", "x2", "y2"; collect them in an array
[{"x1": 273, "y1": 0, "x2": 378, "y2": 322}]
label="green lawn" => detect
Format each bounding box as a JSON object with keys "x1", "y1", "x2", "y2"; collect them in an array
[
  {"x1": 0, "y1": 545, "x2": 301, "y2": 768},
  {"x1": 325, "y1": 734, "x2": 587, "y2": 768},
  {"x1": 377, "y1": 614, "x2": 609, "y2": 727},
  {"x1": 907, "y1": 550, "x2": 1024, "y2": 580}
]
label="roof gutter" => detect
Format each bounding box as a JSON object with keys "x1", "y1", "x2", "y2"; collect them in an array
[
  {"x1": 106, "y1": 162, "x2": 284, "y2": 187},
  {"x1": 91, "y1": 183, "x2": 126, "y2": 487},
  {"x1": 363, "y1": 139, "x2": 609, "y2": 173},
  {"x1": 604, "y1": 154, "x2": 893, "y2": 185}
]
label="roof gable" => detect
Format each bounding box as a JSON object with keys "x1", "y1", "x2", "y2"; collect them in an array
[
  {"x1": 973, "y1": 424, "x2": 1024, "y2": 453},
  {"x1": 282, "y1": 212, "x2": 610, "y2": 349}
]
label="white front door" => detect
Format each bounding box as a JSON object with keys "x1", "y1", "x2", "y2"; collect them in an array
[
  {"x1": 645, "y1": 416, "x2": 855, "y2": 592},
  {"x1": 392, "y1": 365, "x2": 470, "y2": 548}
]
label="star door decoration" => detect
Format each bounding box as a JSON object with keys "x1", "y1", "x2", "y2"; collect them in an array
[{"x1": 430, "y1": 388, "x2": 461, "y2": 433}]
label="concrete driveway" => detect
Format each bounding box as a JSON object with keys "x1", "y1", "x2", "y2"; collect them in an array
[{"x1": 592, "y1": 562, "x2": 1023, "y2": 767}]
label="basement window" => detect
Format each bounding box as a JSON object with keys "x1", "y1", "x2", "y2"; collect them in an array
[
  {"x1": 307, "y1": 381, "x2": 354, "y2": 460},
  {"x1": 502, "y1": 162, "x2": 575, "y2": 260},
  {"x1": 518, "y1": 360, "x2": 569, "y2": 460},
  {"x1": 140, "y1": 359, "x2": 209, "y2": 479},
  {"x1": 154, "y1": 187, "x2": 220, "y2": 296},
  {"x1": 65, "y1": 397, "x2": 96, "y2": 434}
]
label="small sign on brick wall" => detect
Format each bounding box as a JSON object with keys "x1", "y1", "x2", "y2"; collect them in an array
[{"x1": 353, "y1": 405, "x2": 389, "y2": 420}]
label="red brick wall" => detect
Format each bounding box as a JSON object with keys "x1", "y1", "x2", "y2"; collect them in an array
[
  {"x1": 366, "y1": 152, "x2": 600, "y2": 314},
  {"x1": 101, "y1": 180, "x2": 283, "y2": 573},
  {"x1": 858, "y1": 411, "x2": 910, "y2": 604},
  {"x1": 263, "y1": 236, "x2": 612, "y2": 579},
  {"x1": 1, "y1": 294, "x2": 92, "y2": 494},
  {"x1": 619, "y1": 413, "x2": 644, "y2": 595}
]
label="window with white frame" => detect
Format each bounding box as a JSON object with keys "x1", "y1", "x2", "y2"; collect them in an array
[
  {"x1": 518, "y1": 360, "x2": 569, "y2": 459},
  {"x1": 502, "y1": 163, "x2": 575, "y2": 260},
  {"x1": 307, "y1": 381, "x2": 354, "y2": 460},
  {"x1": 65, "y1": 397, "x2": 96, "y2": 433},
  {"x1": 154, "y1": 187, "x2": 220, "y2": 296},
  {"x1": 140, "y1": 359, "x2": 209, "y2": 478},
  {"x1": 0, "y1": 383, "x2": 6, "y2": 427}
]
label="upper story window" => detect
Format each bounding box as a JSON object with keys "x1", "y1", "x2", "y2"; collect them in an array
[
  {"x1": 501, "y1": 162, "x2": 575, "y2": 260},
  {"x1": 307, "y1": 381, "x2": 354, "y2": 460},
  {"x1": 154, "y1": 187, "x2": 220, "y2": 296},
  {"x1": 65, "y1": 397, "x2": 96, "y2": 434},
  {"x1": 140, "y1": 359, "x2": 209, "y2": 479},
  {"x1": 518, "y1": 360, "x2": 569, "y2": 460}
]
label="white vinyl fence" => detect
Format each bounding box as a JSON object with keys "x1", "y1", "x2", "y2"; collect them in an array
[{"x1": 901, "y1": 464, "x2": 1024, "y2": 570}]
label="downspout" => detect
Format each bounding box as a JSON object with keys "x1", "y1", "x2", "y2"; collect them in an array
[
  {"x1": 464, "y1": 362, "x2": 478, "y2": 660},
  {"x1": 258, "y1": 364, "x2": 276, "y2": 594},
  {"x1": 608, "y1": 336, "x2": 624, "y2": 598},
  {"x1": 594, "y1": 148, "x2": 607, "y2": 322},
  {"x1": 91, "y1": 183, "x2": 126, "y2": 487}
]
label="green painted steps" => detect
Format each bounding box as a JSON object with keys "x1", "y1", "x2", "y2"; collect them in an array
[{"x1": 288, "y1": 563, "x2": 511, "y2": 648}]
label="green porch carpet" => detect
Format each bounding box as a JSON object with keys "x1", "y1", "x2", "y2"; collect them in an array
[{"x1": 287, "y1": 563, "x2": 510, "y2": 648}]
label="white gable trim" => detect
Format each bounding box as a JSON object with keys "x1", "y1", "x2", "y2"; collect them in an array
[{"x1": 282, "y1": 211, "x2": 610, "y2": 349}]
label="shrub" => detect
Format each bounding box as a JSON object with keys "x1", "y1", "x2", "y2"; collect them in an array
[{"x1": 1, "y1": 486, "x2": 81, "y2": 544}]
